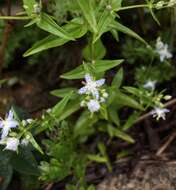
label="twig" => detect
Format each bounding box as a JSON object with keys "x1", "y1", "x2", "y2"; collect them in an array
[
  {"x1": 136, "y1": 98, "x2": 176, "y2": 124},
  {"x1": 44, "y1": 183, "x2": 53, "y2": 190},
  {"x1": 0, "y1": 22, "x2": 13, "y2": 74},
  {"x1": 156, "y1": 131, "x2": 176, "y2": 156},
  {"x1": 0, "y1": 0, "x2": 13, "y2": 74}
]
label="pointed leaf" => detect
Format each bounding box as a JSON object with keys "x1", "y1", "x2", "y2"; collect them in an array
[
  {"x1": 115, "y1": 91, "x2": 144, "y2": 110},
  {"x1": 24, "y1": 18, "x2": 87, "y2": 56},
  {"x1": 111, "y1": 21, "x2": 148, "y2": 45},
  {"x1": 52, "y1": 91, "x2": 73, "y2": 117},
  {"x1": 61, "y1": 59, "x2": 123, "y2": 80},
  {"x1": 51, "y1": 88, "x2": 77, "y2": 98},
  {"x1": 77, "y1": 0, "x2": 97, "y2": 33},
  {"x1": 107, "y1": 125, "x2": 134, "y2": 143},
  {"x1": 37, "y1": 13, "x2": 74, "y2": 40},
  {"x1": 112, "y1": 68, "x2": 123, "y2": 88}
]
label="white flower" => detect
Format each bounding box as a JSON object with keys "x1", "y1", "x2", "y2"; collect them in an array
[
  {"x1": 4, "y1": 137, "x2": 19, "y2": 151},
  {"x1": 155, "y1": 37, "x2": 172, "y2": 62},
  {"x1": 151, "y1": 107, "x2": 170, "y2": 120},
  {"x1": 78, "y1": 74, "x2": 105, "y2": 100},
  {"x1": 87, "y1": 99, "x2": 100, "y2": 113},
  {"x1": 143, "y1": 80, "x2": 156, "y2": 90},
  {"x1": 0, "y1": 110, "x2": 19, "y2": 139}
]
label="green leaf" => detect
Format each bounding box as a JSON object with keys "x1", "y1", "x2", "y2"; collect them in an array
[
  {"x1": 111, "y1": 29, "x2": 119, "y2": 42},
  {"x1": 111, "y1": 21, "x2": 148, "y2": 45},
  {"x1": 52, "y1": 91, "x2": 73, "y2": 117},
  {"x1": 74, "y1": 111, "x2": 97, "y2": 140},
  {"x1": 114, "y1": 91, "x2": 144, "y2": 110},
  {"x1": 94, "y1": 59, "x2": 123, "y2": 72},
  {"x1": 123, "y1": 86, "x2": 141, "y2": 97},
  {"x1": 108, "y1": 106, "x2": 120, "y2": 126},
  {"x1": 37, "y1": 13, "x2": 74, "y2": 40},
  {"x1": 122, "y1": 112, "x2": 140, "y2": 131},
  {"x1": 111, "y1": 68, "x2": 123, "y2": 88},
  {"x1": 61, "y1": 65, "x2": 85, "y2": 80},
  {"x1": 11, "y1": 149, "x2": 39, "y2": 176},
  {"x1": 93, "y1": 9, "x2": 112, "y2": 42},
  {"x1": 0, "y1": 151, "x2": 13, "y2": 190},
  {"x1": 83, "y1": 38, "x2": 106, "y2": 61},
  {"x1": 24, "y1": 35, "x2": 68, "y2": 56},
  {"x1": 107, "y1": 125, "x2": 134, "y2": 143},
  {"x1": 77, "y1": 0, "x2": 97, "y2": 33},
  {"x1": 100, "y1": 105, "x2": 108, "y2": 120},
  {"x1": 27, "y1": 132, "x2": 44, "y2": 154},
  {"x1": 24, "y1": 18, "x2": 87, "y2": 56},
  {"x1": 61, "y1": 59, "x2": 123, "y2": 80},
  {"x1": 59, "y1": 100, "x2": 80, "y2": 121},
  {"x1": 87, "y1": 154, "x2": 107, "y2": 163},
  {"x1": 50, "y1": 88, "x2": 77, "y2": 98},
  {"x1": 111, "y1": 0, "x2": 123, "y2": 10}
]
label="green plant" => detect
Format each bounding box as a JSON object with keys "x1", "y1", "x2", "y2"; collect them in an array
[{"x1": 0, "y1": 0, "x2": 175, "y2": 189}]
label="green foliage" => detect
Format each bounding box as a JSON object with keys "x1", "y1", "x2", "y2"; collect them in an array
[{"x1": 0, "y1": 0, "x2": 175, "y2": 189}]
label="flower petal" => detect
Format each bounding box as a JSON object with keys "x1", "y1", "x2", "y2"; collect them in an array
[
  {"x1": 0, "y1": 121, "x2": 3, "y2": 128},
  {"x1": 6, "y1": 110, "x2": 14, "y2": 121},
  {"x1": 85, "y1": 74, "x2": 92, "y2": 83},
  {"x1": 1, "y1": 127, "x2": 10, "y2": 139},
  {"x1": 96, "y1": 79, "x2": 105, "y2": 87},
  {"x1": 6, "y1": 120, "x2": 19, "y2": 128},
  {"x1": 92, "y1": 90, "x2": 99, "y2": 100},
  {"x1": 78, "y1": 87, "x2": 87, "y2": 94}
]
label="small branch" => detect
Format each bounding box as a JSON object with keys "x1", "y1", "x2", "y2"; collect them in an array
[{"x1": 156, "y1": 131, "x2": 176, "y2": 156}]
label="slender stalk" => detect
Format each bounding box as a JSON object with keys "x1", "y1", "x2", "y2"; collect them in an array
[
  {"x1": 116, "y1": 4, "x2": 149, "y2": 12},
  {"x1": 0, "y1": 16, "x2": 30, "y2": 20}
]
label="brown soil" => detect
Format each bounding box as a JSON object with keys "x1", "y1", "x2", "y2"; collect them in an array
[{"x1": 97, "y1": 158, "x2": 176, "y2": 190}]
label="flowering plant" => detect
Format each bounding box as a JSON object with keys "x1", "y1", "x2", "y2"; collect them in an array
[{"x1": 0, "y1": 0, "x2": 175, "y2": 189}]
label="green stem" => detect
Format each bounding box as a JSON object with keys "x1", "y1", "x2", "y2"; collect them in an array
[
  {"x1": 116, "y1": 4, "x2": 149, "y2": 11},
  {"x1": 0, "y1": 16, "x2": 30, "y2": 20}
]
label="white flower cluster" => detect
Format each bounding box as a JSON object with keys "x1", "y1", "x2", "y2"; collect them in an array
[
  {"x1": 78, "y1": 74, "x2": 108, "y2": 113},
  {"x1": 0, "y1": 110, "x2": 30, "y2": 151},
  {"x1": 155, "y1": 37, "x2": 172, "y2": 62}
]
